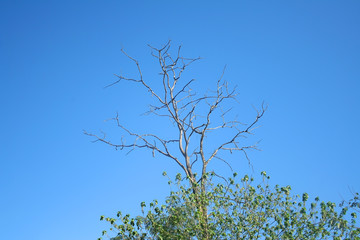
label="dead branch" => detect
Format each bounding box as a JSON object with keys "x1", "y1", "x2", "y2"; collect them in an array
[{"x1": 86, "y1": 41, "x2": 266, "y2": 187}]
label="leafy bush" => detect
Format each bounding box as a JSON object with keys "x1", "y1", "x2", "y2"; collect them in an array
[{"x1": 99, "y1": 172, "x2": 360, "y2": 240}]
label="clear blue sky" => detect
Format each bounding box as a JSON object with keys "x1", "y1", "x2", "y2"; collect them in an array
[{"x1": 1, "y1": 1, "x2": 359, "y2": 239}]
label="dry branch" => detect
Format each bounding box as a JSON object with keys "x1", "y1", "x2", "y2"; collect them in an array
[{"x1": 86, "y1": 41, "x2": 266, "y2": 188}]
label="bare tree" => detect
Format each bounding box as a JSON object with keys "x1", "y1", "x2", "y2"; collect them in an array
[{"x1": 85, "y1": 41, "x2": 266, "y2": 192}]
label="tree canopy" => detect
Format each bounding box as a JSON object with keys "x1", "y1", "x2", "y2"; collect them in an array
[
  {"x1": 88, "y1": 42, "x2": 359, "y2": 239},
  {"x1": 99, "y1": 172, "x2": 359, "y2": 240}
]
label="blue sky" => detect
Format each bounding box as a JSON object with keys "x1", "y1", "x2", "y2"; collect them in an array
[{"x1": 1, "y1": 1, "x2": 359, "y2": 239}]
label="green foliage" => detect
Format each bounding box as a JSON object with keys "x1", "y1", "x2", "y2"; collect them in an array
[{"x1": 98, "y1": 173, "x2": 360, "y2": 240}]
